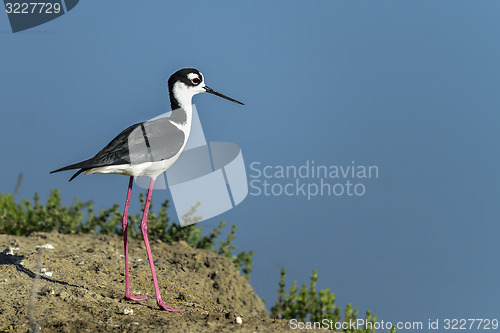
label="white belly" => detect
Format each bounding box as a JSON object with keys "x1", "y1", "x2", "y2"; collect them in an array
[{"x1": 84, "y1": 156, "x2": 178, "y2": 179}]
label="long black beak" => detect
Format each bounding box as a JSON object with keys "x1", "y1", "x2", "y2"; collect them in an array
[{"x1": 204, "y1": 86, "x2": 244, "y2": 105}]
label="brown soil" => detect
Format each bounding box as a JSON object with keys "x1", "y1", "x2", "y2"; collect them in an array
[{"x1": 0, "y1": 232, "x2": 320, "y2": 332}]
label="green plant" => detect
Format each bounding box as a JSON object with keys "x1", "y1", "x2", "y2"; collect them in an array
[
  {"x1": 271, "y1": 268, "x2": 395, "y2": 333},
  {"x1": 0, "y1": 189, "x2": 88, "y2": 235}
]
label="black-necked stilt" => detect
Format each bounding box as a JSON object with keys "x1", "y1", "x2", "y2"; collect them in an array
[{"x1": 51, "y1": 68, "x2": 244, "y2": 311}]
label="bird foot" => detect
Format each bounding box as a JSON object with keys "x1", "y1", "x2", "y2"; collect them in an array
[
  {"x1": 158, "y1": 300, "x2": 184, "y2": 312},
  {"x1": 125, "y1": 294, "x2": 148, "y2": 301}
]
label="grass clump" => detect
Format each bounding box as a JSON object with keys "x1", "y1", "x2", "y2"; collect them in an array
[
  {"x1": 0, "y1": 189, "x2": 91, "y2": 235},
  {"x1": 272, "y1": 268, "x2": 396, "y2": 333}
]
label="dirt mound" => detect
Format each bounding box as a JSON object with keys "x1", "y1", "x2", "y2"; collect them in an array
[{"x1": 0, "y1": 232, "x2": 305, "y2": 332}]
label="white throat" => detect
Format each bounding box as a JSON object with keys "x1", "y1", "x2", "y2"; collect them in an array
[{"x1": 172, "y1": 81, "x2": 198, "y2": 111}]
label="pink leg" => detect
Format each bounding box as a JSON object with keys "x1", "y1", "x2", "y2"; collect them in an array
[
  {"x1": 122, "y1": 176, "x2": 147, "y2": 302},
  {"x1": 140, "y1": 178, "x2": 184, "y2": 312}
]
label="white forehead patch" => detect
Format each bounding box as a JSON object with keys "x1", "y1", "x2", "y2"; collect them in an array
[{"x1": 187, "y1": 72, "x2": 202, "y2": 82}]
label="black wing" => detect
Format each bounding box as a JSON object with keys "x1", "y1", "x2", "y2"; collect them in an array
[{"x1": 51, "y1": 117, "x2": 185, "y2": 181}]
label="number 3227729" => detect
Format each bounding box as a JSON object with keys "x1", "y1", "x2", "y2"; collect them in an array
[
  {"x1": 443, "y1": 318, "x2": 498, "y2": 330},
  {"x1": 5, "y1": 2, "x2": 62, "y2": 14}
]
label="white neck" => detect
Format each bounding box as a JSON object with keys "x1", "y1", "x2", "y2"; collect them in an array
[{"x1": 172, "y1": 81, "x2": 196, "y2": 111}]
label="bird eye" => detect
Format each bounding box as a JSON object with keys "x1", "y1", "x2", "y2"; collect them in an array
[{"x1": 191, "y1": 77, "x2": 201, "y2": 85}]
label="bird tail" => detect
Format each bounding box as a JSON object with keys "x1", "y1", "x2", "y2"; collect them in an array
[{"x1": 50, "y1": 161, "x2": 89, "y2": 182}]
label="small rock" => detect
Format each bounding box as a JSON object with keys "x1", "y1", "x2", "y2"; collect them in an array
[
  {"x1": 235, "y1": 316, "x2": 242, "y2": 325},
  {"x1": 37, "y1": 244, "x2": 55, "y2": 250},
  {"x1": 128, "y1": 322, "x2": 139, "y2": 327},
  {"x1": 76, "y1": 261, "x2": 85, "y2": 266},
  {"x1": 40, "y1": 268, "x2": 53, "y2": 277},
  {"x1": 123, "y1": 307, "x2": 133, "y2": 315}
]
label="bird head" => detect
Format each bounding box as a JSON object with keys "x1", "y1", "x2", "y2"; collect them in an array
[{"x1": 168, "y1": 68, "x2": 244, "y2": 110}]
